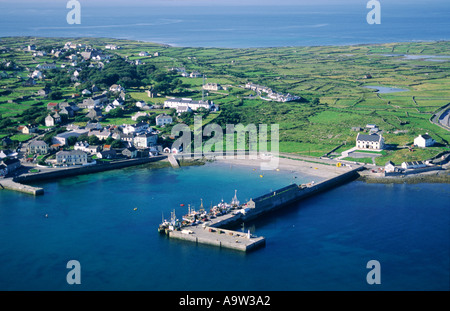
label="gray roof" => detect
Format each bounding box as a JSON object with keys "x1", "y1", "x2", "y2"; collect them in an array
[
  {"x1": 356, "y1": 133, "x2": 382, "y2": 142},
  {"x1": 29, "y1": 140, "x2": 47, "y2": 147},
  {"x1": 56, "y1": 150, "x2": 87, "y2": 156}
]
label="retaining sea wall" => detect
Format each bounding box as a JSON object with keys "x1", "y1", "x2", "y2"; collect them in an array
[{"x1": 13, "y1": 156, "x2": 167, "y2": 184}]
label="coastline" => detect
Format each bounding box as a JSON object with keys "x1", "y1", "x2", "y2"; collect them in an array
[
  {"x1": 210, "y1": 155, "x2": 450, "y2": 184},
  {"x1": 212, "y1": 155, "x2": 347, "y2": 181}
]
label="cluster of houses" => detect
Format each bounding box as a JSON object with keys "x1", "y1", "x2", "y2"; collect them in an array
[
  {"x1": 2, "y1": 118, "x2": 165, "y2": 169},
  {"x1": 169, "y1": 67, "x2": 202, "y2": 78},
  {"x1": 351, "y1": 125, "x2": 442, "y2": 175},
  {"x1": 244, "y1": 82, "x2": 301, "y2": 102}
]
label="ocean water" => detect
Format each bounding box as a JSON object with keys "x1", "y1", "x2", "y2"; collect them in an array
[
  {"x1": 0, "y1": 2, "x2": 449, "y2": 47},
  {"x1": 0, "y1": 161, "x2": 448, "y2": 291}
]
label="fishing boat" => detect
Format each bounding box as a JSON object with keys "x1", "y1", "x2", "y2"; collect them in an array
[{"x1": 158, "y1": 191, "x2": 243, "y2": 234}]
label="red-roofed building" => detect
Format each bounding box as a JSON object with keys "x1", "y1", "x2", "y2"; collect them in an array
[{"x1": 47, "y1": 102, "x2": 59, "y2": 111}]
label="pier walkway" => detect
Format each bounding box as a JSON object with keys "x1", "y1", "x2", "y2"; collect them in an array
[
  {"x1": 163, "y1": 166, "x2": 365, "y2": 252},
  {"x1": 0, "y1": 178, "x2": 44, "y2": 196}
]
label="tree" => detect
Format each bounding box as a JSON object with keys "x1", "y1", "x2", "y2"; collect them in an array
[
  {"x1": 311, "y1": 98, "x2": 320, "y2": 105},
  {"x1": 66, "y1": 136, "x2": 78, "y2": 146},
  {"x1": 108, "y1": 107, "x2": 124, "y2": 118},
  {"x1": 88, "y1": 135, "x2": 100, "y2": 145},
  {"x1": 49, "y1": 91, "x2": 63, "y2": 100},
  {"x1": 110, "y1": 139, "x2": 123, "y2": 148}
]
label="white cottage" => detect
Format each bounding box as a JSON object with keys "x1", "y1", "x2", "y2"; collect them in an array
[
  {"x1": 155, "y1": 114, "x2": 173, "y2": 126},
  {"x1": 414, "y1": 134, "x2": 435, "y2": 148}
]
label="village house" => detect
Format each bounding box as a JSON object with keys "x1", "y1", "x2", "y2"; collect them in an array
[
  {"x1": 81, "y1": 51, "x2": 92, "y2": 60},
  {"x1": 105, "y1": 104, "x2": 116, "y2": 113},
  {"x1": 175, "y1": 105, "x2": 192, "y2": 114},
  {"x1": 75, "y1": 141, "x2": 100, "y2": 154},
  {"x1": 0, "y1": 158, "x2": 21, "y2": 175},
  {"x1": 112, "y1": 99, "x2": 124, "y2": 107},
  {"x1": 203, "y1": 83, "x2": 222, "y2": 91},
  {"x1": 33, "y1": 51, "x2": 47, "y2": 57},
  {"x1": 122, "y1": 122, "x2": 150, "y2": 135},
  {"x1": 45, "y1": 114, "x2": 60, "y2": 127},
  {"x1": 52, "y1": 129, "x2": 88, "y2": 146},
  {"x1": 155, "y1": 114, "x2": 173, "y2": 126},
  {"x1": 92, "y1": 94, "x2": 108, "y2": 105},
  {"x1": 74, "y1": 141, "x2": 89, "y2": 152},
  {"x1": 0, "y1": 149, "x2": 17, "y2": 160},
  {"x1": 401, "y1": 161, "x2": 427, "y2": 170},
  {"x1": 134, "y1": 132, "x2": 158, "y2": 148},
  {"x1": 164, "y1": 98, "x2": 213, "y2": 111},
  {"x1": 59, "y1": 106, "x2": 74, "y2": 117},
  {"x1": 88, "y1": 129, "x2": 111, "y2": 141},
  {"x1": 56, "y1": 150, "x2": 88, "y2": 166},
  {"x1": 81, "y1": 89, "x2": 91, "y2": 96},
  {"x1": 119, "y1": 133, "x2": 135, "y2": 144},
  {"x1": 27, "y1": 140, "x2": 48, "y2": 154},
  {"x1": 139, "y1": 51, "x2": 149, "y2": 57},
  {"x1": 414, "y1": 134, "x2": 435, "y2": 148},
  {"x1": 36, "y1": 63, "x2": 57, "y2": 70},
  {"x1": 356, "y1": 133, "x2": 385, "y2": 150},
  {"x1": 31, "y1": 70, "x2": 43, "y2": 79},
  {"x1": 245, "y1": 82, "x2": 272, "y2": 94},
  {"x1": 47, "y1": 102, "x2": 59, "y2": 111},
  {"x1": 19, "y1": 124, "x2": 38, "y2": 134},
  {"x1": 189, "y1": 71, "x2": 202, "y2": 78},
  {"x1": 37, "y1": 88, "x2": 51, "y2": 97},
  {"x1": 109, "y1": 84, "x2": 125, "y2": 93},
  {"x1": 96, "y1": 149, "x2": 117, "y2": 159},
  {"x1": 105, "y1": 44, "x2": 119, "y2": 50},
  {"x1": 122, "y1": 146, "x2": 138, "y2": 158},
  {"x1": 86, "y1": 107, "x2": 103, "y2": 121},
  {"x1": 384, "y1": 161, "x2": 397, "y2": 174}
]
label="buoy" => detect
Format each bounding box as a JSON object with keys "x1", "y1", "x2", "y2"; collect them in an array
[
  {"x1": 133, "y1": 208, "x2": 138, "y2": 211},
  {"x1": 44, "y1": 214, "x2": 48, "y2": 218},
  {"x1": 259, "y1": 175, "x2": 263, "y2": 178},
  {"x1": 180, "y1": 204, "x2": 185, "y2": 207}
]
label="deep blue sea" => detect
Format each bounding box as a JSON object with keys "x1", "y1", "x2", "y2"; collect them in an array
[
  {"x1": 0, "y1": 162, "x2": 449, "y2": 291},
  {"x1": 0, "y1": 1, "x2": 449, "y2": 47}
]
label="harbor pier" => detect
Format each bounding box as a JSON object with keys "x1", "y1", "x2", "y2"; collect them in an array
[
  {"x1": 0, "y1": 178, "x2": 44, "y2": 196},
  {"x1": 161, "y1": 166, "x2": 364, "y2": 252}
]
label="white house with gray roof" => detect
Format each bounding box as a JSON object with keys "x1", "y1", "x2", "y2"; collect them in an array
[
  {"x1": 356, "y1": 133, "x2": 385, "y2": 150},
  {"x1": 164, "y1": 97, "x2": 213, "y2": 111},
  {"x1": 414, "y1": 134, "x2": 435, "y2": 148},
  {"x1": 56, "y1": 150, "x2": 88, "y2": 165}
]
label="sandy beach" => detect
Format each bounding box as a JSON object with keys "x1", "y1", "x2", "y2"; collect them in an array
[{"x1": 213, "y1": 154, "x2": 356, "y2": 180}]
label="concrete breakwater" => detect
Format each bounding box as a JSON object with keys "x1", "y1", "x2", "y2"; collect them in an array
[
  {"x1": 0, "y1": 178, "x2": 44, "y2": 196},
  {"x1": 165, "y1": 167, "x2": 364, "y2": 252}
]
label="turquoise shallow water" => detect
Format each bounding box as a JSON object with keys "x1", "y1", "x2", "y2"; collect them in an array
[{"x1": 0, "y1": 162, "x2": 448, "y2": 291}]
